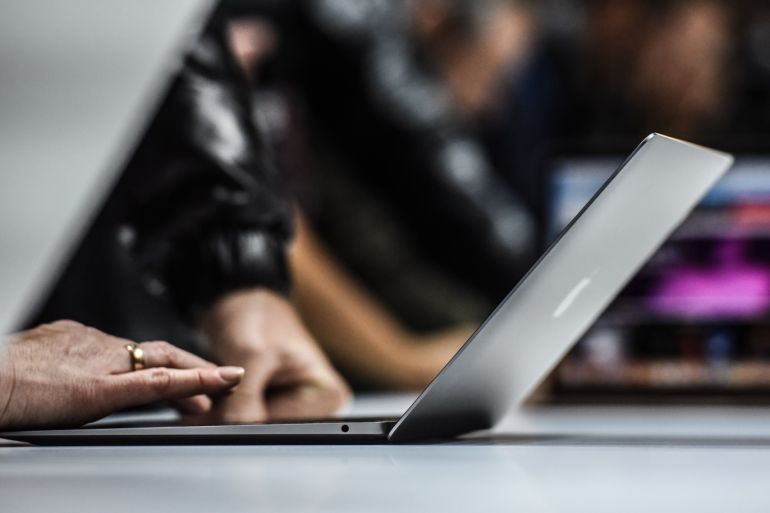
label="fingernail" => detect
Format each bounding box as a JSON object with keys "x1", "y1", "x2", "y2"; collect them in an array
[{"x1": 218, "y1": 366, "x2": 246, "y2": 382}]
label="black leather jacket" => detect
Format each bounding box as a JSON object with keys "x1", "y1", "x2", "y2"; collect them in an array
[
  {"x1": 232, "y1": 0, "x2": 537, "y2": 300},
  {"x1": 127, "y1": 24, "x2": 294, "y2": 318},
  {"x1": 29, "y1": 21, "x2": 293, "y2": 344}
]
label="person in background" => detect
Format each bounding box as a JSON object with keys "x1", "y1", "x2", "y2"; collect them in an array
[
  {"x1": 26, "y1": 16, "x2": 350, "y2": 425},
  {"x1": 223, "y1": 0, "x2": 540, "y2": 388},
  {"x1": 530, "y1": 0, "x2": 770, "y2": 151},
  {"x1": 567, "y1": 0, "x2": 732, "y2": 145}
]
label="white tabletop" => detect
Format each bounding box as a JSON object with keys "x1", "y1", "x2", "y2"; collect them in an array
[{"x1": 3, "y1": 394, "x2": 770, "y2": 513}]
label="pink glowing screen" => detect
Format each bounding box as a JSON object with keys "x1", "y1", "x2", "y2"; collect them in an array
[{"x1": 551, "y1": 159, "x2": 770, "y2": 321}]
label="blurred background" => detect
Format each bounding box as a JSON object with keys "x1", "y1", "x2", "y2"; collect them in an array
[
  {"x1": 43, "y1": 0, "x2": 770, "y2": 402},
  {"x1": 225, "y1": 0, "x2": 770, "y2": 400}
]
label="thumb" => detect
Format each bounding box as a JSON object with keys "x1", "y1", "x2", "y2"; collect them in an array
[{"x1": 213, "y1": 357, "x2": 280, "y2": 423}]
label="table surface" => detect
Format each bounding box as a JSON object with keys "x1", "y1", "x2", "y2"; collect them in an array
[{"x1": 4, "y1": 394, "x2": 770, "y2": 513}]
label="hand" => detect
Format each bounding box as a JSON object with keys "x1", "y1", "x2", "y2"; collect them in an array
[
  {"x1": 0, "y1": 320, "x2": 245, "y2": 431},
  {"x1": 200, "y1": 289, "x2": 351, "y2": 424}
]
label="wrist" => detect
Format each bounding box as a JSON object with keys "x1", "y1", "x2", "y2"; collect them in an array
[
  {"x1": 0, "y1": 345, "x2": 18, "y2": 430},
  {"x1": 200, "y1": 287, "x2": 292, "y2": 354}
]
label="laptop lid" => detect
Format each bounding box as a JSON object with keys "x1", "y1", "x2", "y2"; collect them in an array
[
  {"x1": 0, "y1": 0, "x2": 214, "y2": 334},
  {"x1": 388, "y1": 134, "x2": 734, "y2": 441}
]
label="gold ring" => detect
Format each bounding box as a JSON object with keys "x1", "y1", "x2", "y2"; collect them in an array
[{"x1": 125, "y1": 343, "x2": 146, "y2": 372}]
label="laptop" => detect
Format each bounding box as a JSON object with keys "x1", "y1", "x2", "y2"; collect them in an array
[{"x1": 1, "y1": 132, "x2": 734, "y2": 444}]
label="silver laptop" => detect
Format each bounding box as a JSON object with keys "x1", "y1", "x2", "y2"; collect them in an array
[{"x1": 2, "y1": 130, "x2": 734, "y2": 443}]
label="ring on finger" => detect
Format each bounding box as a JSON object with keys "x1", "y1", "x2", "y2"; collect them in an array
[{"x1": 124, "y1": 343, "x2": 146, "y2": 372}]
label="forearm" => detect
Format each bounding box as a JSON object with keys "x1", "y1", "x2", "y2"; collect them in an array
[
  {"x1": 294, "y1": 273, "x2": 417, "y2": 389},
  {"x1": 290, "y1": 216, "x2": 449, "y2": 390},
  {"x1": 200, "y1": 287, "x2": 291, "y2": 359}
]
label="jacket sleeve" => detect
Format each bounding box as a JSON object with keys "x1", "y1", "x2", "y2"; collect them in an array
[
  {"x1": 124, "y1": 22, "x2": 294, "y2": 322},
  {"x1": 270, "y1": 0, "x2": 537, "y2": 296}
]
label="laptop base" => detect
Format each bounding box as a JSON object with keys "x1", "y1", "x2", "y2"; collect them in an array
[{"x1": 2, "y1": 418, "x2": 399, "y2": 446}]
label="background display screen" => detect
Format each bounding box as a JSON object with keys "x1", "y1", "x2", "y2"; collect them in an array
[{"x1": 549, "y1": 159, "x2": 770, "y2": 399}]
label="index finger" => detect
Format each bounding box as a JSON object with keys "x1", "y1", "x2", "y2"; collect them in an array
[
  {"x1": 205, "y1": 356, "x2": 280, "y2": 424},
  {"x1": 103, "y1": 366, "x2": 245, "y2": 411}
]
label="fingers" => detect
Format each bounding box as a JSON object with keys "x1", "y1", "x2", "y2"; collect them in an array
[
  {"x1": 102, "y1": 366, "x2": 245, "y2": 412},
  {"x1": 174, "y1": 395, "x2": 213, "y2": 415},
  {"x1": 267, "y1": 374, "x2": 351, "y2": 421},
  {"x1": 138, "y1": 341, "x2": 217, "y2": 371},
  {"x1": 128, "y1": 342, "x2": 228, "y2": 416},
  {"x1": 202, "y1": 350, "x2": 351, "y2": 424},
  {"x1": 106, "y1": 339, "x2": 218, "y2": 375},
  {"x1": 220, "y1": 361, "x2": 276, "y2": 423},
  {"x1": 202, "y1": 356, "x2": 280, "y2": 424}
]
